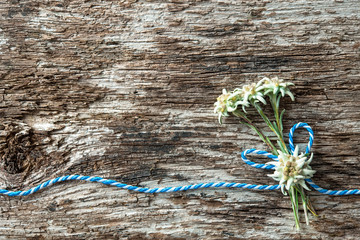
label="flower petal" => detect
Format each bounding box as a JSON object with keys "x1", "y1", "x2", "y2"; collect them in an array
[
  {"x1": 281, "y1": 184, "x2": 287, "y2": 195},
  {"x1": 296, "y1": 160, "x2": 305, "y2": 169},
  {"x1": 306, "y1": 153, "x2": 314, "y2": 164},
  {"x1": 227, "y1": 105, "x2": 236, "y2": 112},
  {"x1": 280, "y1": 176, "x2": 287, "y2": 185},
  {"x1": 264, "y1": 89, "x2": 273, "y2": 96},
  {"x1": 257, "y1": 95, "x2": 267, "y2": 105},
  {"x1": 293, "y1": 145, "x2": 299, "y2": 157},
  {"x1": 268, "y1": 173, "x2": 281, "y2": 181},
  {"x1": 286, "y1": 90, "x2": 295, "y2": 101},
  {"x1": 298, "y1": 179, "x2": 311, "y2": 191},
  {"x1": 303, "y1": 169, "x2": 316, "y2": 176},
  {"x1": 286, "y1": 177, "x2": 294, "y2": 190},
  {"x1": 218, "y1": 114, "x2": 223, "y2": 124},
  {"x1": 242, "y1": 105, "x2": 247, "y2": 113},
  {"x1": 280, "y1": 88, "x2": 285, "y2": 97}
]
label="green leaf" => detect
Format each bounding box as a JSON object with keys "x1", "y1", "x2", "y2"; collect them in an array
[
  {"x1": 266, "y1": 136, "x2": 278, "y2": 155},
  {"x1": 276, "y1": 95, "x2": 281, "y2": 109},
  {"x1": 279, "y1": 109, "x2": 286, "y2": 132},
  {"x1": 277, "y1": 140, "x2": 287, "y2": 153},
  {"x1": 273, "y1": 121, "x2": 279, "y2": 132},
  {"x1": 242, "y1": 122, "x2": 266, "y2": 142}
]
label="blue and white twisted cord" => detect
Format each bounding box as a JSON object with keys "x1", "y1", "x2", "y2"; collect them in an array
[
  {"x1": 0, "y1": 175, "x2": 280, "y2": 197},
  {"x1": 288, "y1": 122, "x2": 314, "y2": 155},
  {"x1": 240, "y1": 149, "x2": 278, "y2": 169},
  {"x1": 0, "y1": 122, "x2": 358, "y2": 197}
]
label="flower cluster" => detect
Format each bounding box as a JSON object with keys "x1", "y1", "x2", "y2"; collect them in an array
[
  {"x1": 267, "y1": 146, "x2": 316, "y2": 195},
  {"x1": 214, "y1": 77, "x2": 294, "y2": 123},
  {"x1": 214, "y1": 77, "x2": 316, "y2": 229}
]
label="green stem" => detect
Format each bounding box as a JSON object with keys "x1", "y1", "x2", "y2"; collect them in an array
[
  {"x1": 253, "y1": 102, "x2": 288, "y2": 154},
  {"x1": 289, "y1": 186, "x2": 300, "y2": 230},
  {"x1": 232, "y1": 110, "x2": 277, "y2": 155},
  {"x1": 295, "y1": 185, "x2": 314, "y2": 225},
  {"x1": 300, "y1": 187, "x2": 309, "y2": 225},
  {"x1": 243, "y1": 121, "x2": 278, "y2": 155},
  {"x1": 306, "y1": 195, "x2": 318, "y2": 217},
  {"x1": 270, "y1": 94, "x2": 282, "y2": 137}
]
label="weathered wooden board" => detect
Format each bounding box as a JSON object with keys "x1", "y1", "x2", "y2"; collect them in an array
[{"x1": 0, "y1": 0, "x2": 359, "y2": 239}]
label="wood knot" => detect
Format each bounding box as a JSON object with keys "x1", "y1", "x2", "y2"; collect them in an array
[{"x1": 0, "y1": 121, "x2": 49, "y2": 175}]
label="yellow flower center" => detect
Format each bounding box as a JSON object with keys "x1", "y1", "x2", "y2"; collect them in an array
[
  {"x1": 268, "y1": 78, "x2": 283, "y2": 87},
  {"x1": 217, "y1": 93, "x2": 230, "y2": 103},
  {"x1": 243, "y1": 83, "x2": 257, "y2": 95},
  {"x1": 279, "y1": 155, "x2": 301, "y2": 179}
]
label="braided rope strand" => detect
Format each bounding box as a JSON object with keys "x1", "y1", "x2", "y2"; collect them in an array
[
  {"x1": 0, "y1": 175, "x2": 280, "y2": 196},
  {"x1": 288, "y1": 122, "x2": 314, "y2": 154},
  {"x1": 240, "y1": 149, "x2": 278, "y2": 169},
  {"x1": 305, "y1": 179, "x2": 360, "y2": 195}
]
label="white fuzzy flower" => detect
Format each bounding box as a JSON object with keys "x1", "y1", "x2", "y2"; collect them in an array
[
  {"x1": 267, "y1": 146, "x2": 316, "y2": 195},
  {"x1": 242, "y1": 82, "x2": 266, "y2": 104},
  {"x1": 259, "y1": 77, "x2": 295, "y2": 101},
  {"x1": 214, "y1": 88, "x2": 251, "y2": 123},
  {"x1": 232, "y1": 81, "x2": 266, "y2": 113},
  {"x1": 214, "y1": 89, "x2": 231, "y2": 124},
  {"x1": 225, "y1": 88, "x2": 250, "y2": 113}
]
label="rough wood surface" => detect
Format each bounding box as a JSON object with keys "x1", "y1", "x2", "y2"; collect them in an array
[{"x1": 0, "y1": 0, "x2": 360, "y2": 239}]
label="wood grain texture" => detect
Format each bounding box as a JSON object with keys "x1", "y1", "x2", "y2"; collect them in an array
[{"x1": 0, "y1": 0, "x2": 359, "y2": 239}]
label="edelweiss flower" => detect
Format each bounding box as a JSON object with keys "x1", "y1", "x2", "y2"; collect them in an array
[
  {"x1": 260, "y1": 77, "x2": 295, "y2": 101},
  {"x1": 238, "y1": 82, "x2": 266, "y2": 112},
  {"x1": 267, "y1": 146, "x2": 316, "y2": 195},
  {"x1": 214, "y1": 89, "x2": 231, "y2": 124},
  {"x1": 242, "y1": 82, "x2": 267, "y2": 105},
  {"x1": 214, "y1": 89, "x2": 250, "y2": 123},
  {"x1": 225, "y1": 88, "x2": 250, "y2": 113}
]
